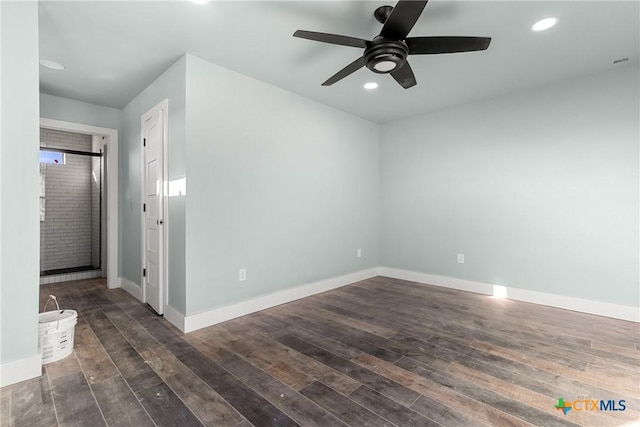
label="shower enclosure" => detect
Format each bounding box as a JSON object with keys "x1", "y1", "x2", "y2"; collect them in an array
[{"x1": 39, "y1": 128, "x2": 104, "y2": 283}]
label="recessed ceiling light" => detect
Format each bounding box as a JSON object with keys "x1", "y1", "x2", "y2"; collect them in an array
[
  {"x1": 364, "y1": 82, "x2": 379, "y2": 90},
  {"x1": 531, "y1": 17, "x2": 558, "y2": 32},
  {"x1": 39, "y1": 59, "x2": 65, "y2": 70},
  {"x1": 191, "y1": 0, "x2": 212, "y2": 4}
]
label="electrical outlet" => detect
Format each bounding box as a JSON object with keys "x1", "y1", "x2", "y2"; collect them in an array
[
  {"x1": 457, "y1": 253, "x2": 465, "y2": 264},
  {"x1": 357, "y1": 248, "x2": 362, "y2": 258},
  {"x1": 239, "y1": 268, "x2": 247, "y2": 281}
]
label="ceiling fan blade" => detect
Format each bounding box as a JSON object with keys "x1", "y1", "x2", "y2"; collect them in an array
[
  {"x1": 293, "y1": 30, "x2": 369, "y2": 48},
  {"x1": 406, "y1": 36, "x2": 491, "y2": 54},
  {"x1": 390, "y1": 61, "x2": 417, "y2": 89},
  {"x1": 322, "y1": 56, "x2": 366, "y2": 86},
  {"x1": 380, "y1": 1, "x2": 428, "y2": 40}
]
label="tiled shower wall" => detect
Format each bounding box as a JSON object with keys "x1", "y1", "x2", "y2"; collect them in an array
[{"x1": 40, "y1": 128, "x2": 101, "y2": 275}]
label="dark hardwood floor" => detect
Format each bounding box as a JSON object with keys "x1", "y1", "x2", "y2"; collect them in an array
[{"x1": 1, "y1": 277, "x2": 638, "y2": 427}]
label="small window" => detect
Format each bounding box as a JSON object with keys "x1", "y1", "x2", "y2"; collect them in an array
[{"x1": 40, "y1": 151, "x2": 65, "y2": 165}]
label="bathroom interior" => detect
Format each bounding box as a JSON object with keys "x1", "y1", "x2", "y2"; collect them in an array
[{"x1": 39, "y1": 128, "x2": 106, "y2": 284}]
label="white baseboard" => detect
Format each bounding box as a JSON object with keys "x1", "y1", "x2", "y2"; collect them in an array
[
  {"x1": 180, "y1": 267, "x2": 380, "y2": 333},
  {"x1": 120, "y1": 277, "x2": 143, "y2": 302},
  {"x1": 380, "y1": 267, "x2": 640, "y2": 323},
  {"x1": 0, "y1": 353, "x2": 42, "y2": 387},
  {"x1": 107, "y1": 275, "x2": 121, "y2": 289},
  {"x1": 380, "y1": 267, "x2": 494, "y2": 296},
  {"x1": 505, "y1": 286, "x2": 639, "y2": 323},
  {"x1": 163, "y1": 304, "x2": 186, "y2": 332},
  {"x1": 152, "y1": 266, "x2": 639, "y2": 332}
]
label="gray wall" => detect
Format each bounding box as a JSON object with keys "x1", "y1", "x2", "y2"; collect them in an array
[
  {"x1": 117, "y1": 53, "x2": 381, "y2": 317},
  {"x1": 0, "y1": 1, "x2": 40, "y2": 364},
  {"x1": 185, "y1": 55, "x2": 380, "y2": 315},
  {"x1": 39, "y1": 129, "x2": 99, "y2": 272},
  {"x1": 121, "y1": 56, "x2": 187, "y2": 313},
  {"x1": 380, "y1": 64, "x2": 639, "y2": 307},
  {"x1": 40, "y1": 93, "x2": 122, "y2": 131}
]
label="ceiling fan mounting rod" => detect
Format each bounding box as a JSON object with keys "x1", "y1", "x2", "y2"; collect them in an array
[{"x1": 374, "y1": 5, "x2": 394, "y2": 24}]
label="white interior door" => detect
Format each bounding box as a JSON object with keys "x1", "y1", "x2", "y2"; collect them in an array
[{"x1": 142, "y1": 102, "x2": 166, "y2": 315}]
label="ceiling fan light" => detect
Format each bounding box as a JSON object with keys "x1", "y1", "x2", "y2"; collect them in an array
[
  {"x1": 373, "y1": 60, "x2": 397, "y2": 72},
  {"x1": 531, "y1": 17, "x2": 558, "y2": 32}
]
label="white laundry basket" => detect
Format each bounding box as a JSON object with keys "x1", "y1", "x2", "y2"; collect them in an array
[{"x1": 39, "y1": 295, "x2": 77, "y2": 364}]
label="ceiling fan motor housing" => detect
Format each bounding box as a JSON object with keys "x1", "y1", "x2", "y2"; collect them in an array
[{"x1": 364, "y1": 37, "x2": 409, "y2": 73}]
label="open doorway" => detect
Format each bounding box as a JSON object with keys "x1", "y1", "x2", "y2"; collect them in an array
[
  {"x1": 39, "y1": 128, "x2": 104, "y2": 281},
  {"x1": 39, "y1": 118, "x2": 119, "y2": 288}
]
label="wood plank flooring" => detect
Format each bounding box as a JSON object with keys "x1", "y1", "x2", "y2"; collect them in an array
[{"x1": 1, "y1": 276, "x2": 638, "y2": 426}]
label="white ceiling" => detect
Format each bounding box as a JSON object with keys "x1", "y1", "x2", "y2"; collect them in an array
[{"x1": 38, "y1": 1, "x2": 639, "y2": 123}]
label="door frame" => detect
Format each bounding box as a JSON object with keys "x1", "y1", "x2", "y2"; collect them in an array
[
  {"x1": 39, "y1": 118, "x2": 119, "y2": 288},
  {"x1": 140, "y1": 99, "x2": 169, "y2": 314}
]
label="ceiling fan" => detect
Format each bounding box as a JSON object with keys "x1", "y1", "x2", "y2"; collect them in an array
[{"x1": 293, "y1": 1, "x2": 491, "y2": 89}]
